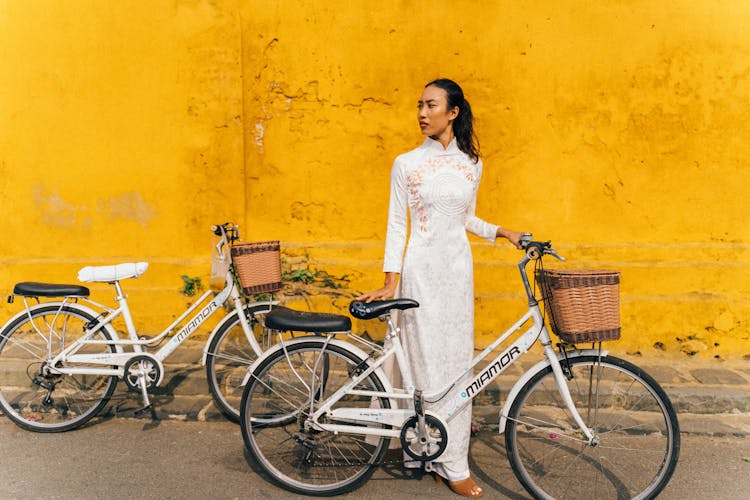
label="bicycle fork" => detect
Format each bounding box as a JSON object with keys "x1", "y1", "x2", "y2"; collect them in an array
[{"x1": 543, "y1": 343, "x2": 597, "y2": 444}]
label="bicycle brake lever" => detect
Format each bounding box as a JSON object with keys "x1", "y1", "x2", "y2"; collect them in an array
[{"x1": 547, "y1": 249, "x2": 566, "y2": 261}]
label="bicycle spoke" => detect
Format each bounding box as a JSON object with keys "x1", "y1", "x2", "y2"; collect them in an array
[
  {"x1": 3, "y1": 334, "x2": 49, "y2": 360},
  {"x1": 206, "y1": 351, "x2": 254, "y2": 365}
]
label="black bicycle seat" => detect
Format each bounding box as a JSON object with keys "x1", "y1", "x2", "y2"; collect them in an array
[
  {"x1": 13, "y1": 282, "x2": 90, "y2": 298},
  {"x1": 349, "y1": 299, "x2": 419, "y2": 320},
  {"x1": 264, "y1": 306, "x2": 352, "y2": 333}
]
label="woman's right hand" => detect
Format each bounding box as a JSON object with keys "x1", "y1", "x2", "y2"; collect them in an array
[
  {"x1": 356, "y1": 272, "x2": 399, "y2": 303},
  {"x1": 497, "y1": 227, "x2": 528, "y2": 249}
]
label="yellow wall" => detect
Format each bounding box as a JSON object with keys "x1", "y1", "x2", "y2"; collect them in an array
[{"x1": 1, "y1": 1, "x2": 748, "y2": 360}]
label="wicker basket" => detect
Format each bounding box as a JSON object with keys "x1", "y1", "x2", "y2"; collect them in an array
[
  {"x1": 230, "y1": 241, "x2": 283, "y2": 295},
  {"x1": 535, "y1": 269, "x2": 621, "y2": 344}
]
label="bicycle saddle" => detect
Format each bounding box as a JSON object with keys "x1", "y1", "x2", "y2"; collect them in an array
[
  {"x1": 348, "y1": 299, "x2": 419, "y2": 320},
  {"x1": 12, "y1": 282, "x2": 90, "y2": 298},
  {"x1": 77, "y1": 262, "x2": 149, "y2": 283},
  {"x1": 264, "y1": 306, "x2": 352, "y2": 333}
]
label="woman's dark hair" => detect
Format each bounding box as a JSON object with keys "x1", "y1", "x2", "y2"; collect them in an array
[{"x1": 425, "y1": 78, "x2": 480, "y2": 163}]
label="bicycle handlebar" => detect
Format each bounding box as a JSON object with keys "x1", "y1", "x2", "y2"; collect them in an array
[
  {"x1": 211, "y1": 222, "x2": 240, "y2": 242},
  {"x1": 516, "y1": 235, "x2": 564, "y2": 303},
  {"x1": 211, "y1": 223, "x2": 230, "y2": 236},
  {"x1": 519, "y1": 234, "x2": 565, "y2": 262}
]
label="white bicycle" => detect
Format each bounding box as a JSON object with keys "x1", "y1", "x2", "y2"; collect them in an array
[
  {"x1": 0, "y1": 223, "x2": 340, "y2": 431},
  {"x1": 239, "y1": 237, "x2": 680, "y2": 499}
]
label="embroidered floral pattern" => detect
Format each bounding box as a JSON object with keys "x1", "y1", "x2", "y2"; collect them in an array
[{"x1": 406, "y1": 155, "x2": 477, "y2": 233}]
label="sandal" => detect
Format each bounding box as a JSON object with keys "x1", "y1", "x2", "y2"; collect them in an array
[{"x1": 434, "y1": 473, "x2": 484, "y2": 498}]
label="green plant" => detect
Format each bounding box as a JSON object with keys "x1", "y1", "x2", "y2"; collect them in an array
[
  {"x1": 283, "y1": 268, "x2": 318, "y2": 284},
  {"x1": 181, "y1": 275, "x2": 204, "y2": 296},
  {"x1": 282, "y1": 267, "x2": 349, "y2": 289},
  {"x1": 320, "y1": 271, "x2": 349, "y2": 289}
]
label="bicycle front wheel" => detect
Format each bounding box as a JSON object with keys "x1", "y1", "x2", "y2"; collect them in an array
[
  {"x1": 505, "y1": 355, "x2": 680, "y2": 500},
  {"x1": 240, "y1": 340, "x2": 391, "y2": 496},
  {"x1": 0, "y1": 304, "x2": 118, "y2": 432},
  {"x1": 205, "y1": 306, "x2": 271, "y2": 422}
]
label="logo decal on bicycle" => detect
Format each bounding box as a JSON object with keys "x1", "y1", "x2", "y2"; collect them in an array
[
  {"x1": 463, "y1": 345, "x2": 520, "y2": 398},
  {"x1": 175, "y1": 300, "x2": 219, "y2": 343}
]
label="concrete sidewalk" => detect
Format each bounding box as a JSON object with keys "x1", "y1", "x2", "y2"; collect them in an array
[{"x1": 58, "y1": 339, "x2": 750, "y2": 436}]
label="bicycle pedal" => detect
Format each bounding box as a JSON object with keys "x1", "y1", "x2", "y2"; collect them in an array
[{"x1": 134, "y1": 404, "x2": 154, "y2": 417}]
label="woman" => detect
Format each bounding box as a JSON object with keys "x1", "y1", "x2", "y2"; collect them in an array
[{"x1": 358, "y1": 79, "x2": 525, "y2": 498}]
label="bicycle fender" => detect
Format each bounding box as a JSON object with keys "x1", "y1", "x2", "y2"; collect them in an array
[
  {"x1": 200, "y1": 301, "x2": 276, "y2": 365},
  {"x1": 0, "y1": 301, "x2": 124, "y2": 354},
  {"x1": 243, "y1": 336, "x2": 396, "y2": 397},
  {"x1": 497, "y1": 349, "x2": 607, "y2": 433}
]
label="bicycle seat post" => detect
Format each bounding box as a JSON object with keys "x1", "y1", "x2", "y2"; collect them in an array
[
  {"x1": 111, "y1": 280, "x2": 140, "y2": 349},
  {"x1": 384, "y1": 315, "x2": 399, "y2": 341}
]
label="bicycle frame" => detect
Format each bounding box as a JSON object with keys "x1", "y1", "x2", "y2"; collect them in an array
[
  {"x1": 28, "y1": 224, "x2": 274, "y2": 382},
  {"x1": 0, "y1": 222, "x2": 291, "y2": 430},
  {"x1": 38, "y1": 272, "x2": 270, "y2": 382},
  {"x1": 275, "y1": 249, "x2": 598, "y2": 444}
]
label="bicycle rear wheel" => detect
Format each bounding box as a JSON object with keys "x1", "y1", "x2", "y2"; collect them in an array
[
  {"x1": 505, "y1": 355, "x2": 680, "y2": 500},
  {"x1": 205, "y1": 306, "x2": 271, "y2": 422},
  {"x1": 0, "y1": 304, "x2": 118, "y2": 432},
  {"x1": 240, "y1": 340, "x2": 391, "y2": 496}
]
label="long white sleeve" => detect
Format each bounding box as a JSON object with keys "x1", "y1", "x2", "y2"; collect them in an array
[
  {"x1": 463, "y1": 160, "x2": 498, "y2": 242},
  {"x1": 383, "y1": 158, "x2": 408, "y2": 273}
]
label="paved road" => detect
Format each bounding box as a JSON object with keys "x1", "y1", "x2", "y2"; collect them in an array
[{"x1": 1, "y1": 417, "x2": 748, "y2": 499}]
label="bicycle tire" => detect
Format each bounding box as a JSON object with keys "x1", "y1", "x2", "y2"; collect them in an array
[
  {"x1": 505, "y1": 355, "x2": 680, "y2": 500},
  {"x1": 0, "y1": 304, "x2": 118, "y2": 432},
  {"x1": 240, "y1": 340, "x2": 391, "y2": 496},
  {"x1": 205, "y1": 305, "x2": 270, "y2": 422}
]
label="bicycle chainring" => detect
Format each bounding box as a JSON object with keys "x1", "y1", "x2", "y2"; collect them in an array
[
  {"x1": 123, "y1": 354, "x2": 161, "y2": 391},
  {"x1": 400, "y1": 414, "x2": 448, "y2": 462}
]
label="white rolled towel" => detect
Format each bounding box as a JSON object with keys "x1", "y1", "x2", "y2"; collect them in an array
[{"x1": 78, "y1": 262, "x2": 149, "y2": 283}]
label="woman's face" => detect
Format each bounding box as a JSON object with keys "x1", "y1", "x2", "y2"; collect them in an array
[{"x1": 417, "y1": 85, "x2": 459, "y2": 140}]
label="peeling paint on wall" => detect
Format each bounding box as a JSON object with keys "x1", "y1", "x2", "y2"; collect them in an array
[
  {"x1": 33, "y1": 185, "x2": 156, "y2": 228},
  {"x1": 33, "y1": 186, "x2": 93, "y2": 228},
  {"x1": 99, "y1": 191, "x2": 157, "y2": 227}
]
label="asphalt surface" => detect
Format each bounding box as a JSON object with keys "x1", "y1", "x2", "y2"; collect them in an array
[
  {"x1": 1, "y1": 339, "x2": 749, "y2": 499},
  {"x1": 0, "y1": 417, "x2": 748, "y2": 499}
]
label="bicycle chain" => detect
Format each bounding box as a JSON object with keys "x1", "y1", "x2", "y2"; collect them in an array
[{"x1": 292, "y1": 454, "x2": 424, "y2": 468}]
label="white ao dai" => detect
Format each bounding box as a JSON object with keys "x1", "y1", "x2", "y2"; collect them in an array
[{"x1": 383, "y1": 137, "x2": 498, "y2": 471}]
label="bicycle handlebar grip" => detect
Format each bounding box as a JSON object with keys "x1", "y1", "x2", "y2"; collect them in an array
[
  {"x1": 525, "y1": 241, "x2": 547, "y2": 260},
  {"x1": 519, "y1": 232, "x2": 533, "y2": 249},
  {"x1": 211, "y1": 223, "x2": 229, "y2": 236}
]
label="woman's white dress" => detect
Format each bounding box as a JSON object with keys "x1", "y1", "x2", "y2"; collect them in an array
[{"x1": 383, "y1": 137, "x2": 498, "y2": 478}]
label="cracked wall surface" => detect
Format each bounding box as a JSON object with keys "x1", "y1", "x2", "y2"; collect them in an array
[{"x1": 0, "y1": 0, "x2": 748, "y2": 358}]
